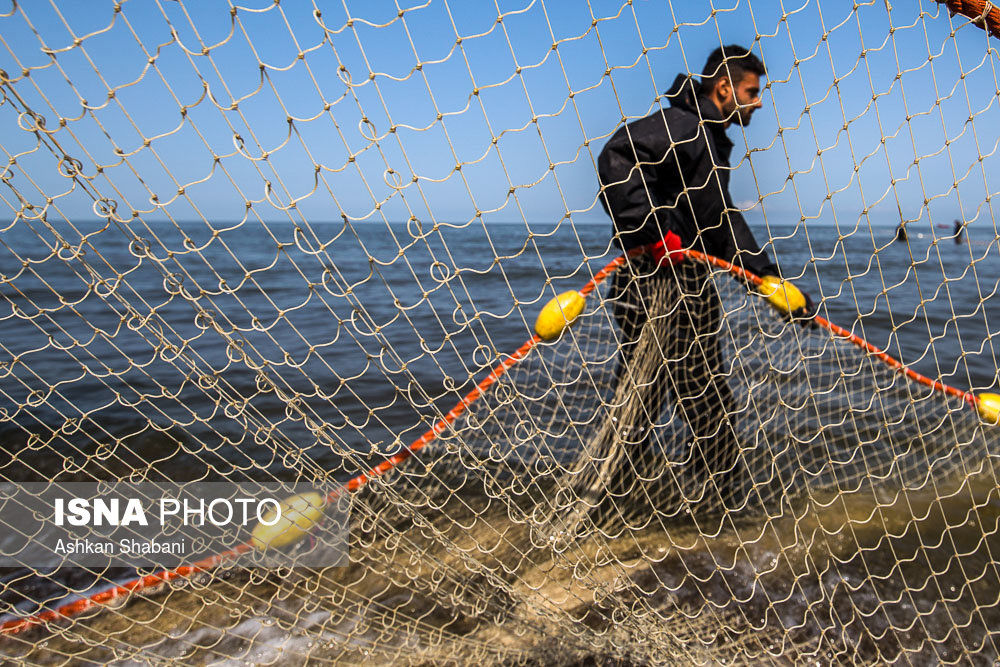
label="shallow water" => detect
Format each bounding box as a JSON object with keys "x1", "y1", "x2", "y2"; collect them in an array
[{"x1": 4, "y1": 461, "x2": 1000, "y2": 664}]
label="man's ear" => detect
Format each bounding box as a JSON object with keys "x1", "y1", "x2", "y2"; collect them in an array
[{"x1": 716, "y1": 75, "x2": 733, "y2": 100}]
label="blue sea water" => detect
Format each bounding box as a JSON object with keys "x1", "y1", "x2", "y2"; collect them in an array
[{"x1": 0, "y1": 216, "x2": 998, "y2": 483}]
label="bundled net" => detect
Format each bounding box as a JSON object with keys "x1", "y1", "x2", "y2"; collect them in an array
[{"x1": 0, "y1": 0, "x2": 998, "y2": 664}]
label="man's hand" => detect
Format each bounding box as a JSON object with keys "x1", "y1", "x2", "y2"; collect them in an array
[
  {"x1": 790, "y1": 290, "x2": 817, "y2": 327},
  {"x1": 650, "y1": 230, "x2": 684, "y2": 266},
  {"x1": 758, "y1": 275, "x2": 817, "y2": 327}
]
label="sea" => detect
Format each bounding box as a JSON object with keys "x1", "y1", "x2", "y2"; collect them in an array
[{"x1": 2, "y1": 215, "x2": 997, "y2": 475}]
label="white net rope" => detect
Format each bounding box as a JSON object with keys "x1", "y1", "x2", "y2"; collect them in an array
[{"x1": 0, "y1": 0, "x2": 998, "y2": 663}]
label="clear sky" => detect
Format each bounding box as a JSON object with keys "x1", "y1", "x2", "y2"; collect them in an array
[{"x1": 0, "y1": 0, "x2": 997, "y2": 232}]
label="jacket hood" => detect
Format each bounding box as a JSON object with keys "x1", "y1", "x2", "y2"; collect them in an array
[
  {"x1": 665, "y1": 72, "x2": 732, "y2": 153},
  {"x1": 665, "y1": 72, "x2": 726, "y2": 123},
  {"x1": 665, "y1": 73, "x2": 700, "y2": 113}
]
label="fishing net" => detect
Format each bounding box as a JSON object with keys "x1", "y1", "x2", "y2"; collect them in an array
[
  {"x1": 466, "y1": 256, "x2": 989, "y2": 536},
  {"x1": 0, "y1": 0, "x2": 999, "y2": 664}
]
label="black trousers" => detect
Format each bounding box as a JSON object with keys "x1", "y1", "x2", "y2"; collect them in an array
[{"x1": 609, "y1": 258, "x2": 742, "y2": 506}]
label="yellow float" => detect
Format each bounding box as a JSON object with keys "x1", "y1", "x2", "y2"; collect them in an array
[
  {"x1": 976, "y1": 393, "x2": 1000, "y2": 425},
  {"x1": 534, "y1": 290, "x2": 585, "y2": 341},
  {"x1": 757, "y1": 275, "x2": 806, "y2": 314},
  {"x1": 251, "y1": 491, "x2": 326, "y2": 550}
]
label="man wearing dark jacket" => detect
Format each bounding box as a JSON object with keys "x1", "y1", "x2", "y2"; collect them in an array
[
  {"x1": 582, "y1": 45, "x2": 804, "y2": 522},
  {"x1": 600, "y1": 46, "x2": 778, "y2": 275}
]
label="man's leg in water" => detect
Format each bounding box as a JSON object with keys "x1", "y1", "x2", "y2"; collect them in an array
[
  {"x1": 561, "y1": 259, "x2": 750, "y2": 533},
  {"x1": 611, "y1": 261, "x2": 748, "y2": 514},
  {"x1": 660, "y1": 262, "x2": 747, "y2": 511}
]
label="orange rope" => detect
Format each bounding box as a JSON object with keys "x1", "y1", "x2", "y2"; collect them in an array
[
  {"x1": 686, "y1": 248, "x2": 976, "y2": 404},
  {"x1": 938, "y1": 0, "x2": 1000, "y2": 40},
  {"x1": 1, "y1": 246, "x2": 981, "y2": 635},
  {"x1": 0, "y1": 255, "x2": 628, "y2": 635}
]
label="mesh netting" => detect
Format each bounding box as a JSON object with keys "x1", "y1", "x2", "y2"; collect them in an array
[
  {"x1": 0, "y1": 0, "x2": 999, "y2": 664},
  {"x1": 457, "y1": 258, "x2": 988, "y2": 524}
]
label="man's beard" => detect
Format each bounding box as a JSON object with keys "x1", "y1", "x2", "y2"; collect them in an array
[{"x1": 724, "y1": 101, "x2": 754, "y2": 126}]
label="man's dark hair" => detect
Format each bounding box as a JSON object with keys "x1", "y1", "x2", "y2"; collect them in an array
[{"x1": 701, "y1": 44, "x2": 766, "y2": 93}]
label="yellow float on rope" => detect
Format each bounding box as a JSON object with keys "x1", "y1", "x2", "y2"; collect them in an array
[
  {"x1": 534, "y1": 290, "x2": 586, "y2": 341},
  {"x1": 251, "y1": 491, "x2": 325, "y2": 551},
  {"x1": 976, "y1": 393, "x2": 1000, "y2": 425},
  {"x1": 757, "y1": 275, "x2": 806, "y2": 314}
]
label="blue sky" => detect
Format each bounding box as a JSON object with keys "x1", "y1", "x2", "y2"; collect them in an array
[{"x1": 0, "y1": 0, "x2": 997, "y2": 232}]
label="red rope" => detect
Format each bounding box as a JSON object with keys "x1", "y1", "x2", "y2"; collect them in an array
[{"x1": 1, "y1": 246, "x2": 980, "y2": 635}]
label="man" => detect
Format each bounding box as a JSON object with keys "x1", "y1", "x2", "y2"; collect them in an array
[
  {"x1": 600, "y1": 44, "x2": 777, "y2": 271},
  {"x1": 564, "y1": 45, "x2": 812, "y2": 530}
]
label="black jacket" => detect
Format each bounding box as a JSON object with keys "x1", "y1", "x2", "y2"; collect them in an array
[{"x1": 597, "y1": 74, "x2": 778, "y2": 278}]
